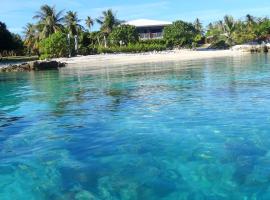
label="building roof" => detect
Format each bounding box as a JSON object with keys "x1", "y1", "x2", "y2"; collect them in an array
[{"x1": 123, "y1": 19, "x2": 172, "y2": 27}]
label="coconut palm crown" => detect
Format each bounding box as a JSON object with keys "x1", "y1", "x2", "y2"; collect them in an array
[
  {"x1": 85, "y1": 16, "x2": 94, "y2": 31},
  {"x1": 33, "y1": 4, "x2": 64, "y2": 38},
  {"x1": 64, "y1": 11, "x2": 83, "y2": 36}
]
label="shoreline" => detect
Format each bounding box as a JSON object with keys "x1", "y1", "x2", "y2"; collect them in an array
[{"x1": 55, "y1": 50, "x2": 249, "y2": 67}]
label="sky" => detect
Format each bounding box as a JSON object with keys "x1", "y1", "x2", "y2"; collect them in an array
[{"x1": 1, "y1": 0, "x2": 270, "y2": 35}]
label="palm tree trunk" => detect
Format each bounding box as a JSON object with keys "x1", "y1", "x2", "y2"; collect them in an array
[
  {"x1": 97, "y1": 37, "x2": 100, "y2": 46},
  {"x1": 104, "y1": 35, "x2": 107, "y2": 48}
]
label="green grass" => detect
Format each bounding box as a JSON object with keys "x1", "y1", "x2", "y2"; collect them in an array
[{"x1": 0, "y1": 56, "x2": 38, "y2": 62}]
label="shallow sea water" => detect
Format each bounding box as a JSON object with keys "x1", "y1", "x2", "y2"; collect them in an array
[{"x1": 1, "y1": 54, "x2": 270, "y2": 199}]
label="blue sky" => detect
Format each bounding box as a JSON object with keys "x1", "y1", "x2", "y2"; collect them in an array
[{"x1": 1, "y1": 0, "x2": 270, "y2": 34}]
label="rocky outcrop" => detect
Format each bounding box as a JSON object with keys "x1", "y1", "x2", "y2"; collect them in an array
[
  {"x1": 0, "y1": 61, "x2": 66, "y2": 72},
  {"x1": 231, "y1": 44, "x2": 270, "y2": 53}
]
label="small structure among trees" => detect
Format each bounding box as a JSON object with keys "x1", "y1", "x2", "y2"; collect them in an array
[{"x1": 123, "y1": 19, "x2": 172, "y2": 40}]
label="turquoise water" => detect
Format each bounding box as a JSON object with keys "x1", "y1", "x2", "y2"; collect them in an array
[{"x1": 1, "y1": 55, "x2": 270, "y2": 199}]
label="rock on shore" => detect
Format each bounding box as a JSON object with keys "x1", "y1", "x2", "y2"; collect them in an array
[
  {"x1": 231, "y1": 44, "x2": 270, "y2": 53},
  {"x1": 0, "y1": 61, "x2": 66, "y2": 72}
]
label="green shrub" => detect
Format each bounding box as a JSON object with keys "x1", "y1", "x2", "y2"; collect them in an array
[
  {"x1": 39, "y1": 32, "x2": 70, "y2": 59},
  {"x1": 164, "y1": 20, "x2": 199, "y2": 48},
  {"x1": 0, "y1": 22, "x2": 25, "y2": 56},
  {"x1": 97, "y1": 43, "x2": 167, "y2": 54},
  {"x1": 139, "y1": 39, "x2": 167, "y2": 45},
  {"x1": 194, "y1": 34, "x2": 205, "y2": 46},
  {"x1": 109, "y1": 25, "x2": 139, "y2": 46},
  {"x1": 210, "y1": 40, "x2": 230, "y2": 49},
  {"x1": 77, "y1": 46, "x2": 97, "y2": 55}
]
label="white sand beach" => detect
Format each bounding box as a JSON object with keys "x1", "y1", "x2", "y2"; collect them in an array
[{"x1": 56, "y1": 50, "x2": 248, "y2": 67}]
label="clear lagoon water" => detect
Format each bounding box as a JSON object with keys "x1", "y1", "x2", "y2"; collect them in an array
[{"x1": 1, "y1": 54, "x2": 270, "y2": 199}]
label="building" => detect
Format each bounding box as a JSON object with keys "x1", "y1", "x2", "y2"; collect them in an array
[{"x1": 123, "y1": 19, "x2": 172, "y2": 40}]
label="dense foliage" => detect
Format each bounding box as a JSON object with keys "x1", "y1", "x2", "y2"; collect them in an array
[
  {"x1": 3, "y1": 3, "x2": 270, "y2": 59},
  {"x1": 0, "y1": 22, "x2": 24, "y2": 56},
  {"x1": 109, "y1": 25, "x2": 139, "y2": 46},
  {"x1": 23, "y1": 23, "x2": 39, "y2": 55},
  {"x1": 206, "y1": 15, "x2": 270, "y2": 48},
  {"x1": 164, "y1": 20, "x2": 199, "y2": 47},
  {"x1": 139, "y1": 39, "x2": 167, "y2": 45},
  {"x1": 97, "y1": 43, "x2": 167, "y2": 54},
  {"x1": 39, "y1": 32, "x2": 69, "y2": 59},
  {"x1": 96, "y1": 9, "x2": 122, "y2": 47}
]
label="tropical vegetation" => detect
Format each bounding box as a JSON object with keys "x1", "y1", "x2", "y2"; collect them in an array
[
  {"x1": 163, "y1": 20, "x2": 200, "y2": 48},
  {"x1": 109, "y1": 25, "x2": 139, "y2": 46},
  {"x1": 206, "y1": 15, "x2": 270, "y2": 48},
  {"x1": 39, "y1": 32, "x2": 69, "y2": 59},
  {"x1": 33, "y1": 5, "x2": 64, "y2": 39},
  {"x1": 64, "y1": 11, "x2": 82, "y2": 36},
  {"x1": 0, "y1": 22, "x2": 24, "y2": 57},
  {"x1": 96, "y1": 9, "x2": 122, "y2": 48},
  {"x1": 1, "y1": 4, "x2": 270, "y2": 60}
]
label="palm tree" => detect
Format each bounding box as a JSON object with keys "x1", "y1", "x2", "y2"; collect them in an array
[
  {"x1": 217, "y1": 20, "x2": 225, "y2": 32},
  {"x1": 23, "y1": 23, "x2": 39, "y2": 54},
  {"x1": 64, "y1": 11, "x2": 83, "y2": 36},
  {"x1": 33, "y1": 4, "x2": 64, "y2": 38},
  {"x1": 85, "y1": 16, "x2": 94, "y2": 31},
  {"x1": 207, "y1": 23, "x2": 214, "y2": 30},
  {"x1": 194, "y1": 18, "x2": 203, "y2": 34},
  {"x1": 246, "y1": 14, "x2": 257, "y2": 34},
  {"x1": 223, "y1": 15, "x2": 236, "y2": 46},
  {"x1": 246, "y1": 14, "x2": 256, "y2": 27},
  {"x1": 96, "y1": 9, "x2": 121, "y2": 47}
]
